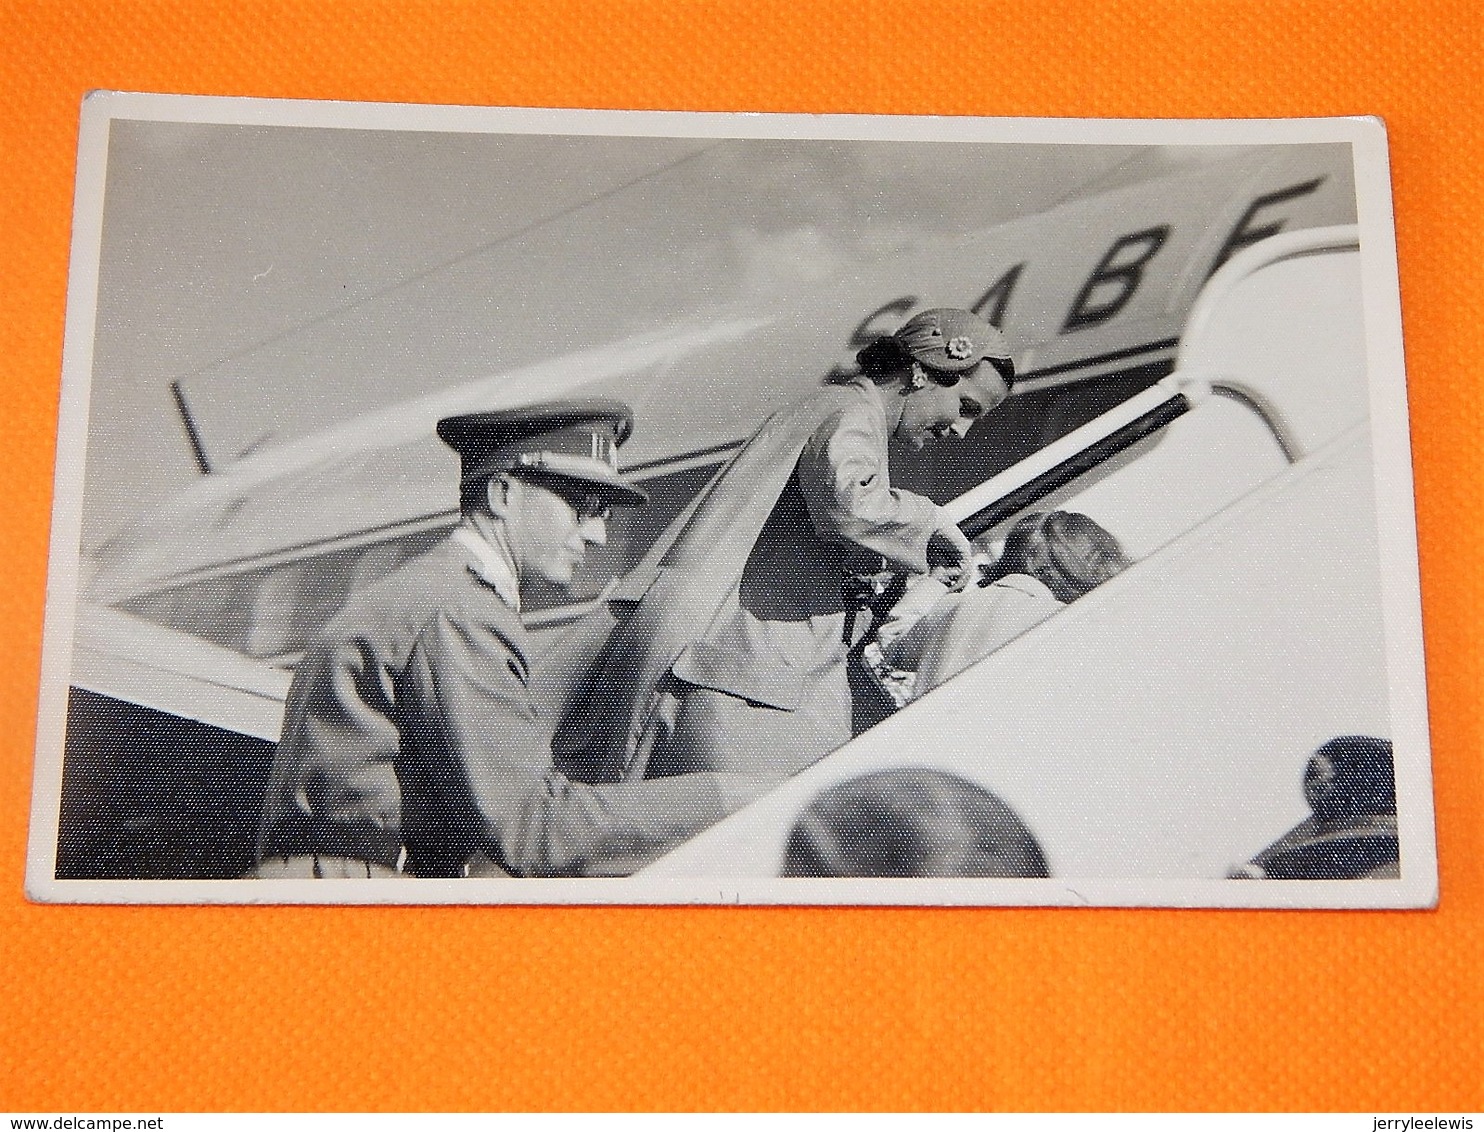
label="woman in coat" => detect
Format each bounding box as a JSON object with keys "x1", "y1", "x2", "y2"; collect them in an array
[{"x1": 639, "y1": 307, "x2": 1019, "y2": 780}]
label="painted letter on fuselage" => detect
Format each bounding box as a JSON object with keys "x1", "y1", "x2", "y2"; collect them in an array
[{"x1": 1060, "y1": 226, "x2": 1171, "y2": 335}]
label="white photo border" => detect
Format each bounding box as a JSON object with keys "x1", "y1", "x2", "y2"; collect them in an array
[{"x1": 27, "y1": 93, "x2": 1436, "y2": 908}]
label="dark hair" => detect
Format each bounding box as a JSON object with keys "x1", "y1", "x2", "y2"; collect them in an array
[
  {"x1": 854, "y1": 337, "x2": 1016, "y2": 390},
  {"x1": 459, "y1": 474, "x2": 494, "y2": 518},
  {"x1": 983, "y1": 511, "x2": 1132, "y2": 603},
  {"x1": 781, "y1": 768, "x2": 1050, "y2": 878},
  {"x1": 1305, "y1": 736, "x2": 1396, "y2": 823}
]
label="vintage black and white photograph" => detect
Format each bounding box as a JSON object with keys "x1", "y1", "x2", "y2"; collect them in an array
[{"x1": 26, "y1": 95, "x2": 1435, "y2": 905}]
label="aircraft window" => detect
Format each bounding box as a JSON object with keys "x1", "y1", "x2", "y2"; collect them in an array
[
  {"x1": 117, "y1": 527, "x2": 450, "y2": 660},
  {"x1": 116, "y1": 460, "x2": 724, "y2": 662}
]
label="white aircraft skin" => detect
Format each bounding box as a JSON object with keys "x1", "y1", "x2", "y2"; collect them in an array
[
  {"x1": 85, "y1": 145, "x2": 1355, "y2": 633},
  {"x1": 57, "y1": 146, "x2": 1397, "y2": 889}
]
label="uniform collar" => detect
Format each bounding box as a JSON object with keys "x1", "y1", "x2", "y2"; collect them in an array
[{"x1": 452, "y1": 524, "x2": 521, "y2": 612}]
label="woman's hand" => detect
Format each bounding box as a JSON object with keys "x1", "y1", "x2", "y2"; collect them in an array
[{"x1": 926, "y1": 522, "x2": 973, "y2": 591}]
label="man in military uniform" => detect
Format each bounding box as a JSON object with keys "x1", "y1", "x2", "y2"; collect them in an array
[{"x1": 254, "y1": 399, "x2": 762, "y2": 878}]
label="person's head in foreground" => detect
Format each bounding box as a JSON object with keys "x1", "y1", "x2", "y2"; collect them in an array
[
  {"x1": 1303, "y1": 735, "x2": 1396, "y2": 824},
  {"x1": 438, "y1": 399, "x2": 648, "y2": 590},
  {"x1": 1230, "y1": 736, "x2": 1398, "y2": 880},
  {"x1": 855, "y1": 307, "x2": 1017, "y2": 451},
  {"x1": 781, "y1": 767, "x2": 1050, "y2": 877},
  {"x1": 982, "y1": 510, "x2": 1132, "y2": 603}
]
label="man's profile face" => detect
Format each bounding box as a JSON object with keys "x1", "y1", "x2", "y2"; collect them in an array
[{"x1": 503, "y1": 475, "x2": 609, "y2": 588}]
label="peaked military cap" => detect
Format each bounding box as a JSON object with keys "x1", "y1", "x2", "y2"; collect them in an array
[{"x1": 436, "y1": 398, "x2": 648, "y2": 505}]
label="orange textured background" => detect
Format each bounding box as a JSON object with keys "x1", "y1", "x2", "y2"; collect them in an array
[{"x1": 1, "y1": 0, "x2": 1480, "y2": 1113}]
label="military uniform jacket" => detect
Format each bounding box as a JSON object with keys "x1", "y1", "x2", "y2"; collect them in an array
[
  {"x1": 554, "y1": 378, "x2": 942, "y2": 780},
  {"x1": 256, "y1": 533, "x2": 729, "y2": 876}
]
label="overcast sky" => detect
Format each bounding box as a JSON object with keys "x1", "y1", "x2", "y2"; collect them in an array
[{"x1": 83, "y1": 121, "x2": 1245, "y2": 546}]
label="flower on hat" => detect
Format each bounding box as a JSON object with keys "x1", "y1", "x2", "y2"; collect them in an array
[{"x1": 946, "y1": 335, "x2": 975, "y2": 360}]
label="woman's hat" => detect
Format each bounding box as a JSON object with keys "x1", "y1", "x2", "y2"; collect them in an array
[{"x1": 893, "y1": 308, "x2": 1012, "y2": 375}]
